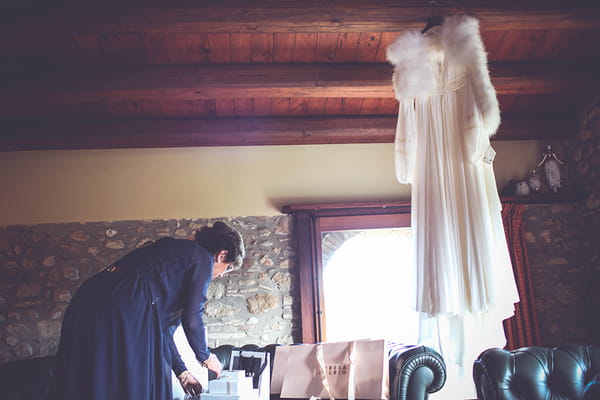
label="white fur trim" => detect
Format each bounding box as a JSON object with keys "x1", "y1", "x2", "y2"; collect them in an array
[
  {"x1": 386, "y1": 14, "x2": 501, "y2": 136},
  {"x1": 439, "y1": 15, "x2": 481, "y2": 67},
  {"x1": 441, "y1": 15, "x2": 501, "y2": 136},
  {"x1": 386, "y1": 31, "x2": 436, "y2": 99}
]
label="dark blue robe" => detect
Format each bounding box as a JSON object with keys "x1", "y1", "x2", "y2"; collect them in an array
[{"x1": 51, "y1": 237, "x2": 213, "y2": 400}]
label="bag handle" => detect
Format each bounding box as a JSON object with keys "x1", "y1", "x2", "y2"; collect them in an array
[
  {"x1": 315, "y1": 344, "x2": 333, "y2": 400},
  {"x1": 315, "y1": 342, "x2": 356, "y2": 400},
  {"x1": 347, "y1": 342, "x2": 356, "y2": 400}
]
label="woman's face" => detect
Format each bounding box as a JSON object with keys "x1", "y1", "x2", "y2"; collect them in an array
[{"x1": 212, "y1": 250, "x2": 233, "y2": 278}]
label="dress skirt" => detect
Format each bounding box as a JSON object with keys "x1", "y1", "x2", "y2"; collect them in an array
[{"x1": 51, "y1": 269, "x2": 173, "y2": 400}]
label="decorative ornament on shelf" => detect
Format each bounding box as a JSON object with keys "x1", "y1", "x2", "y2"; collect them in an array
[
  {"x1": 537, "y1": 145, "x2": 565, "y2": 193},
  {"x1": 515, "y1": 180, "x2": 530, "y2": 196},
  {"x1": 527, "y1": 168, "x2": 543, "y2": 193}
]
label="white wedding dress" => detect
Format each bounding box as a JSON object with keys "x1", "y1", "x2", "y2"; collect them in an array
[{"x1": 386, "y1": 14, "x2": 520, "y2": 380}]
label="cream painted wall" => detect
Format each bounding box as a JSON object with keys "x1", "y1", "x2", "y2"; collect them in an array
[{"x1": 0, "y1": 140, "x2": 557, "y2": 225}]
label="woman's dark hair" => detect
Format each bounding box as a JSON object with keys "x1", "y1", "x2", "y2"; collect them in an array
[{"x1": 194, "y1": 221, "x2": 245, "y2": 269}]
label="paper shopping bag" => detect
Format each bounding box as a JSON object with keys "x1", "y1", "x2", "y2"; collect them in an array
[
  {"x1": 351, "y1": 339, "x2": 389, "y2": 400},
  {"x1": 277, "y1": 340, "x2": 388, "y2": 400},
  {"x1": 280, "y1": 342, "x2": 352, "y2": 399},
  {"x1": 271, "y1": 345, "x2": 291, "y2": 394}
]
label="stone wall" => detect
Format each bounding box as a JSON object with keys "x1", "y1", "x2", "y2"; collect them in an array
[
  {"x1": 521, "y1": 203, "x2": 597, "y2": 345},
  {"x1": 0, "y1": 216, "x2": 300, "y2": 365},
  {"x1": 522, "y1": 96, "x2": 600, "y2": 346}
]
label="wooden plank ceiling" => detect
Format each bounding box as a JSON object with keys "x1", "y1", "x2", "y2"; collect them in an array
[{"x1": 1, "y1": 0, "x2": 599, "y2": 151}]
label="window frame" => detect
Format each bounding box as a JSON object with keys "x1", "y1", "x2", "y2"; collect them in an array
[{"x1": 283, "y1": 201, "x2": 411, "y2": 344}]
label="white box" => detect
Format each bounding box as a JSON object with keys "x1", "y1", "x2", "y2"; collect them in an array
[
  {"x1": 201, "y1": 388, "x2": 259, "y2": 400},
  {"x1": 208, "y1": 373, "x2": 254, "y2": 395},
  {"x1": 220, "y1": 370, "x2": 247, "y2": 380},
  {"x1": 201, "y1": 394, "x2": 242, "y2": 400},
  {"x1": 208, "y1": 379, "x2": 230, "y2": 394},
  {"x1": 227, "y1": 377, "x2": 254, "y2": 395}
]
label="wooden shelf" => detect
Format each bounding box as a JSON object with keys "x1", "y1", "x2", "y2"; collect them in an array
[{"x1": 501, "y1": 191, "x2": 584, "y2": 204}]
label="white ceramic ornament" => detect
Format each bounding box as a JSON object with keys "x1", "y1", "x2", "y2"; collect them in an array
[
  {"x1": 515, "y1": 180, "x2": 531, "y2": 196},
  {"x1": 527, "y1": 169, "x2": 542, "y2": 193}
]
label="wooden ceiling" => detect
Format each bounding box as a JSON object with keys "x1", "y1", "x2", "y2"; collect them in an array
[{"x1": 1, "y1": 0, "x2": 599, "y2": 151}]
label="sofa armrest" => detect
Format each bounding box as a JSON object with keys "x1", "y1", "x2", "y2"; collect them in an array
[
  {"x1": 389, "y1": 344, "x2": 446, "y2": 400},
  {"x1": 0, "y1": 356, "x2": 56, "y2": 400},
  {"x1": 585, "y1": 372, "x2": 600, "y2": 400}
]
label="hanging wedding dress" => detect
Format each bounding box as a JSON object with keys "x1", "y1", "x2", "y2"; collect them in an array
[{"x1": 386, "y1": 14, "x2": 520, "y2": 377}]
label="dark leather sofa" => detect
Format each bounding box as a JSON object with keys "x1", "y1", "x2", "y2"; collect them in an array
[
  {"x1": 473, "y1": 344, "x2": 600, "y2": 400},
  {"x1": 0, "y1": 343, "x2": 446, "y2": 400}
]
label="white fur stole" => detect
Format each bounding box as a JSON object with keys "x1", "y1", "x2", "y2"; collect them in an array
[{"x1": 386, "y1": 14, "x2": 501, "y2": 137}]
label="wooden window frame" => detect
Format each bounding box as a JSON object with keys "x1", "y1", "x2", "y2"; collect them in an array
[{"x1": 283, "y1": 201, "x2": 411, "y2": 344}]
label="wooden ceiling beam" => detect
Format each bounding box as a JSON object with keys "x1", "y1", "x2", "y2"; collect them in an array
[
  {"x1": 1, "y1": 64, "x2": 393, "y2": 103},
  {"x1": 491, "y1": 63, "x2": 600, "y2": 95},
  {"x1": 0, "y1": 114, "x2": 575, "y2": 151},
  {"x1": 2, "y1": 1, "x2": 599, "y2": 35},
  {"x1": 2, "y1": 63, "x2": 596, "y2": 108}
]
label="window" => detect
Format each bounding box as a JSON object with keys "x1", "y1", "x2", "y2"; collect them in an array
[
  {"x1": 322, "y1": 227, "x2": 418, "y2": 343},
  {"x1": 283, "y1": 201, "x2": 411, "y2": 343}
]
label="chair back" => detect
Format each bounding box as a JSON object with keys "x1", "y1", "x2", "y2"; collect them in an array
[{"x1": 473, "y1": 345, "x2": 600, "y2": 400}]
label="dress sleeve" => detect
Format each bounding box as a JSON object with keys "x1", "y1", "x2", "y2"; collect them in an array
[
  {"x1": 180, "y1": 246, "x2": 213, "y2": 363},
  {"x1": 386, "y1": 31, "x2": 433, "y2": 184},
  {"x1": 452, "y1": 18, "x2": 500, "y2": 163},
  {"x1": 394, "y1": 100, "x2": 417, "y2": 184},
  {"x1": 463, "y1": 18, "x2": 500, "y2": 138},
  {"x1": 439, "y1": 15, "x2": 500, "y2": 163},
  {"x1": 168, "y1": 325, "x2": 186, "y2": 376}
]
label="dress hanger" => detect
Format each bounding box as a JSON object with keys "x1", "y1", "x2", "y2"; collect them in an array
[{"x1": 421, "y1": 15, "x2": 443, "y2": 34}]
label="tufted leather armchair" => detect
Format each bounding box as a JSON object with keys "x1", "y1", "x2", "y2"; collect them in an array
[
  {"x1": 0, "y1": 355, "x2": 55, "y2": 400},
  {"x1": 473, "y1": 344, "x2": 600, "y2": 400},
  {"x1": 0, "y1": 342, "x2": 446, "y2": 400}
]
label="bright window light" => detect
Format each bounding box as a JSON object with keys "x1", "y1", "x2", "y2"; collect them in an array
[{"x1": 322, "y1": 228, "x2": 419, "y2": 344}]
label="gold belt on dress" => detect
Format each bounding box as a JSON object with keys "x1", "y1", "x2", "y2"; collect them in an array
[{"x1": 106, "y1": 265, "x2": 120, "y2": 272}]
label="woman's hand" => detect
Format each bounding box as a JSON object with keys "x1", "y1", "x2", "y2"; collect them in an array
[
  {"x1": 202, "y1": 353, "x2": 223, "y2": 378},
  {"x1": 178, "y1": 370, "x2": 203, "y2": 397}
]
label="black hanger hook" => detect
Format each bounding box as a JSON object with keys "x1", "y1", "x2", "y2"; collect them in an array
[{"x1": 421, "y1": 15, "x2": 443, "y2": 34}]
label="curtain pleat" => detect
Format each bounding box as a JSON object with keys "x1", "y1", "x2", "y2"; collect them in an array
[{"x1": 501, "y1": 203, "x2": 541, "y2": 349}]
